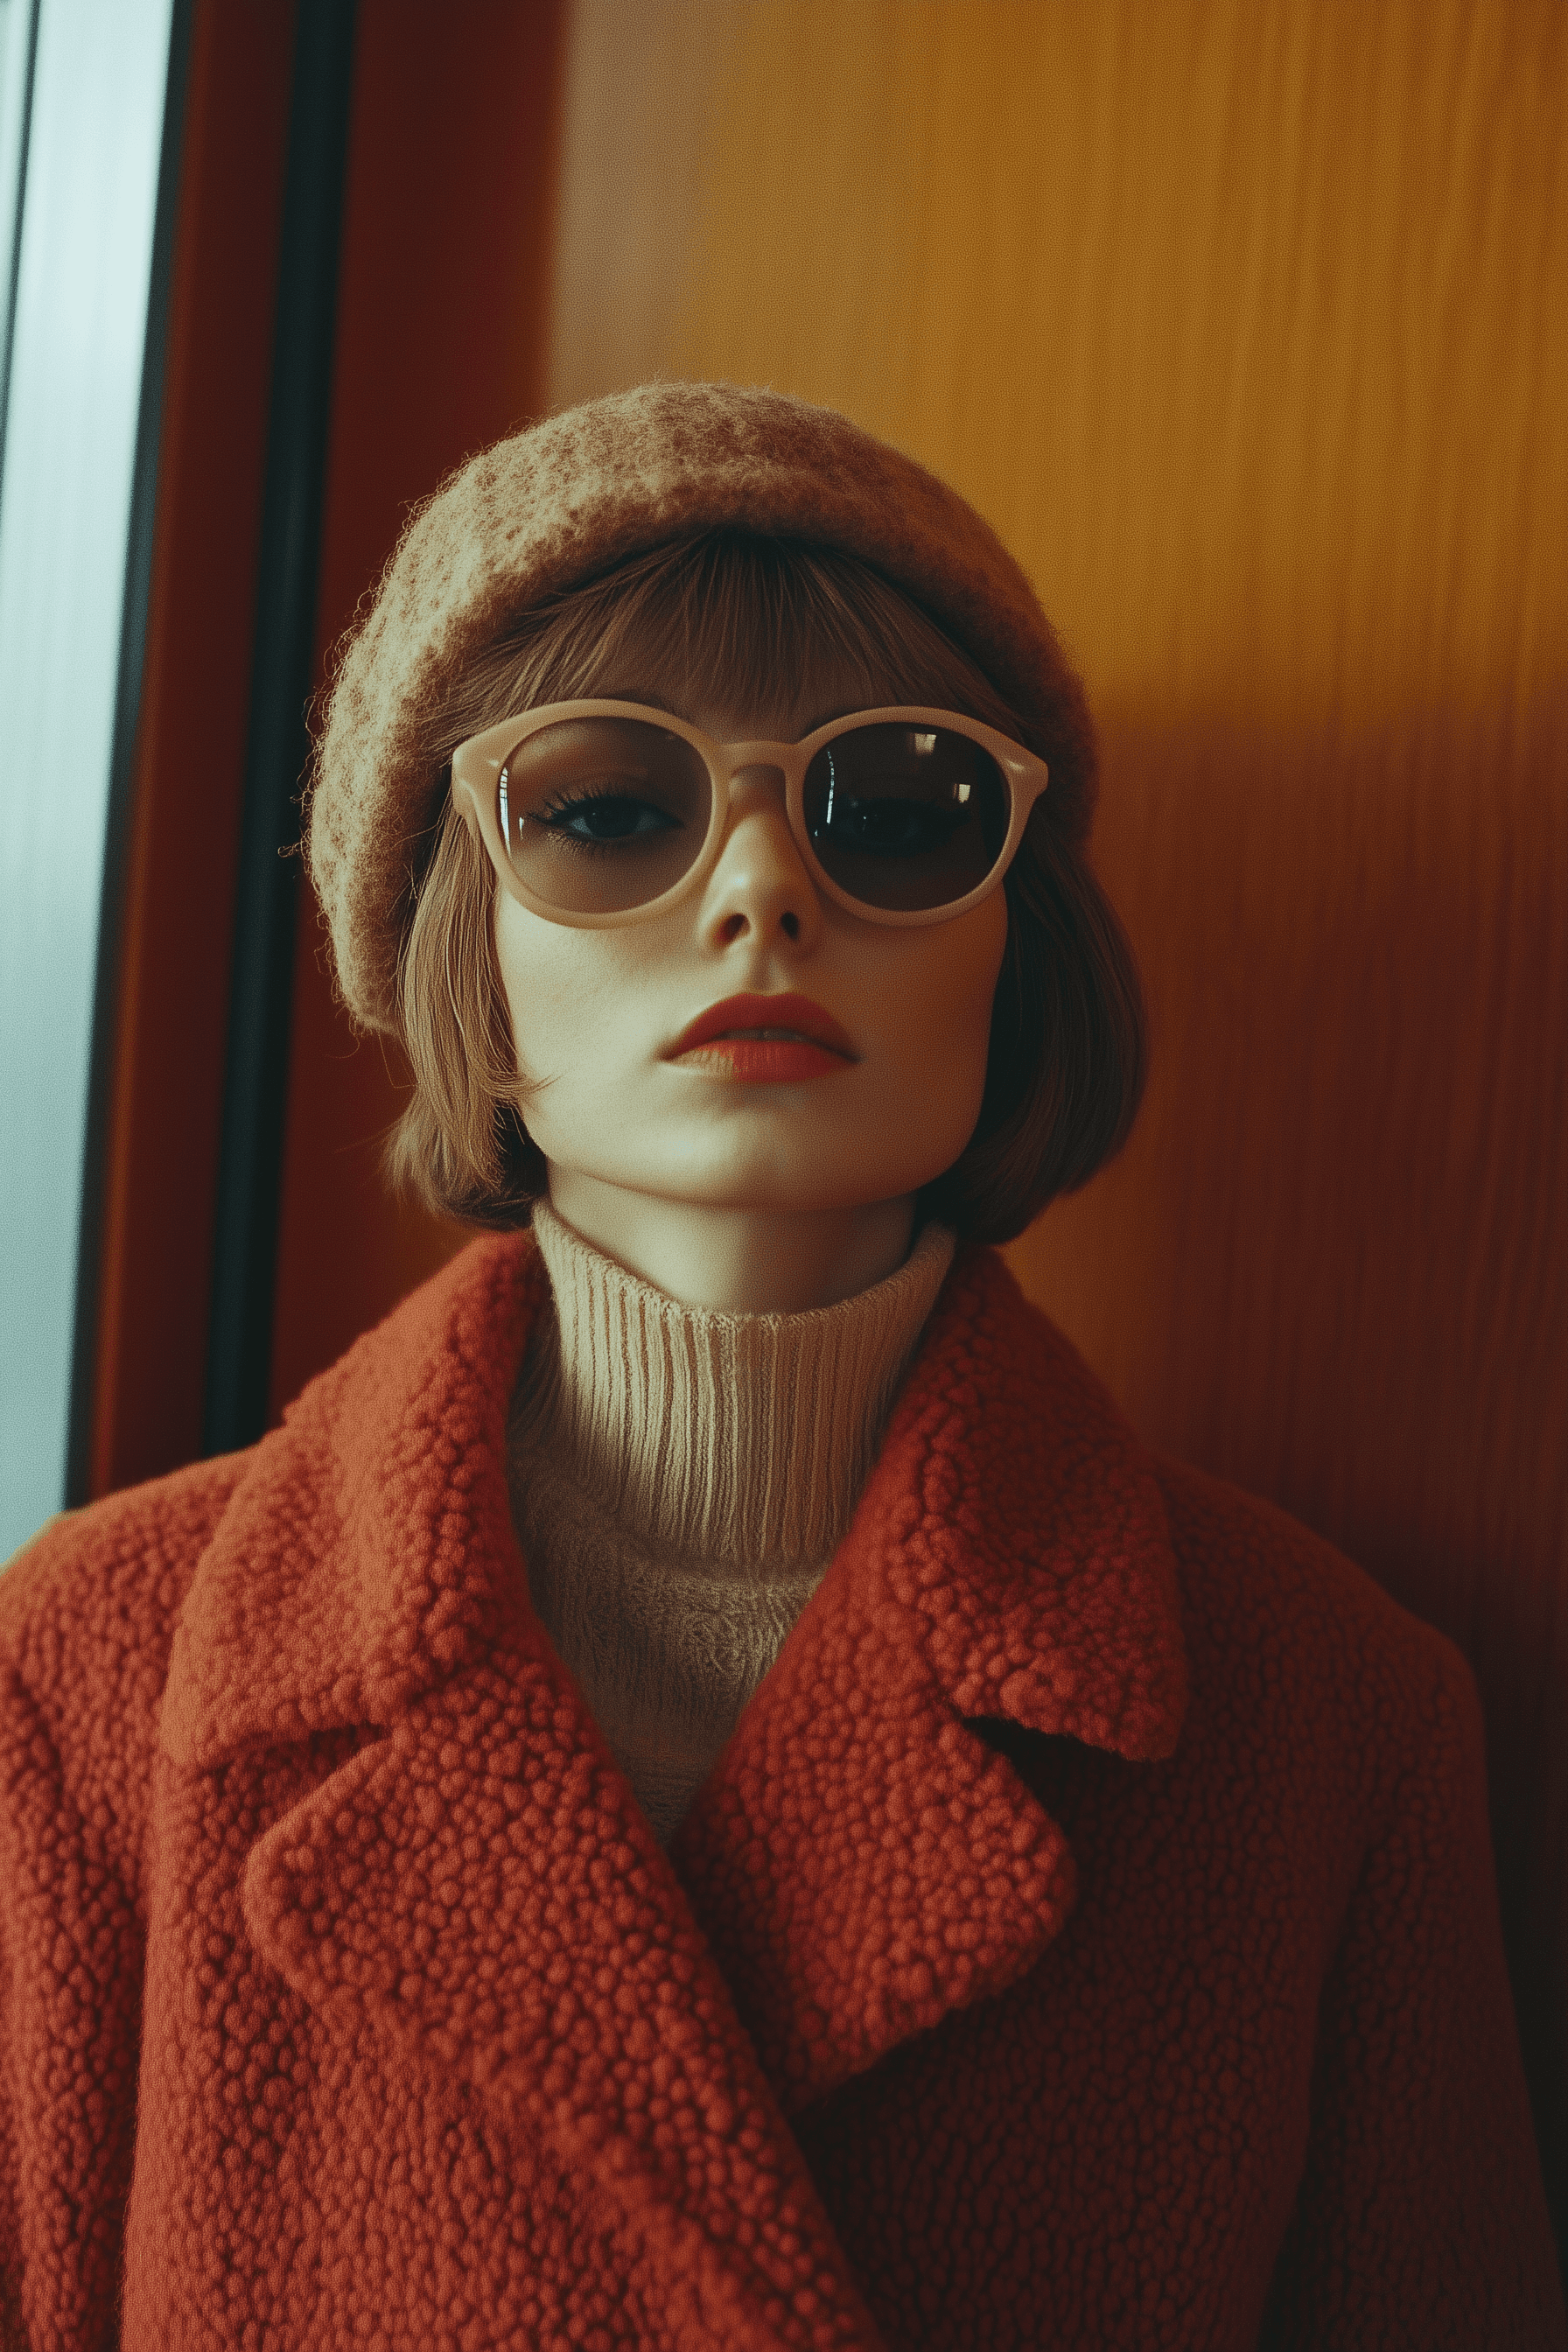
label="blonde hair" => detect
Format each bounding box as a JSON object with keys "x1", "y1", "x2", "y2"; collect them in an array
[{"x1": 388, "y1": 532, "x2": 1145, "y2": 1244}]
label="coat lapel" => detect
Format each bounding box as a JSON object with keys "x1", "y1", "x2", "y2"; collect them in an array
[
  {"x1": 671, "y1": 1243, "x2": 1189, "y2": 2112},
  {"x1": 234, "y1": 1641, "x2": 885, "y2": 2350},
  {"x1": 158, "y1": 1229, "x2": 1186, "y2": 2344},
  {"x1": 160, "y1": 1234, "x2": 886, "y2": 2352}
]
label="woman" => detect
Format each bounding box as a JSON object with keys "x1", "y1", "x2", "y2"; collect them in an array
[{"x1": 1, "y1": 384, "x2": 1559, "y2": 2349}]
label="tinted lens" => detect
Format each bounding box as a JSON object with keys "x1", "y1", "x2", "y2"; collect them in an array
[
  {"x1": 802, "y1": 724, "x2": 1011, "y2": 911},
  {"x1": 498, "y1": 718, "x2": 711, "y2": 914}
]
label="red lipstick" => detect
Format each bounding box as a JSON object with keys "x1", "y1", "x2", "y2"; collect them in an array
[{"x1": 666, "y1": 992, "x2": 857, "y2": 1083}]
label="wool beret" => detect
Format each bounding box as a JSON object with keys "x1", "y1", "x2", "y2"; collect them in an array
[{"x1": 308, "y1": 381, "x2": 1097, "y2": 1035}]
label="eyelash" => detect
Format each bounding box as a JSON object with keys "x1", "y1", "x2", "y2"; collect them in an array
[
  {"x1": 536, "y1": 780, "x2": 637, "y2": 821},
  {"x1": 532, "y1": 780, "x2": 681, "y2": 857}
]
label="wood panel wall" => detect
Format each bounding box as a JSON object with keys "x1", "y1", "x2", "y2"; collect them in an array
[{"x1": 549, "y1": 0, "x2": 1568, "y2": 2244}]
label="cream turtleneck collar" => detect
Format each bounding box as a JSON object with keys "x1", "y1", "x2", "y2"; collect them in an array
[
  {"x1": 522, "y1": 1200, "x2": 956, "y2": 1566},
  {"x1": 508, "y1": 1203, "x2": 956, "y2": 1842}
]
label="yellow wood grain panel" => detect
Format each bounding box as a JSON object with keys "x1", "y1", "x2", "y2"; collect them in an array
[
  {"x1": 549, "y1": 0, "x2": 749, "y2": 409},
  {"x1": 549, "y1": 0, "x2": 1568, "y2": 2218}
]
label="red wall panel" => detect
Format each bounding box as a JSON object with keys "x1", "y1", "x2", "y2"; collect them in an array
[
  {"x1": 267, "y1": 0, "x2": 568, "y2": 1422},
  {"x1": 88, "y1": 0, "x2": 297, "y2": 1495}
]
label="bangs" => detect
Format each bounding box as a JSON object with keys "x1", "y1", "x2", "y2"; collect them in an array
[{"x1": 433, "y1": 532, "x2": 1031, "y2": 751}]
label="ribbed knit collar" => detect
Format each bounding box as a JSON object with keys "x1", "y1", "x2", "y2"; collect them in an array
[{"x1": 522, "y1": 1200, "x2": 956, "y2": 1565}]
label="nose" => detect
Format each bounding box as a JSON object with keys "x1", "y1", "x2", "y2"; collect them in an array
[{"x1": 698, "y1": 764, "x2": 823, "y2": 952}]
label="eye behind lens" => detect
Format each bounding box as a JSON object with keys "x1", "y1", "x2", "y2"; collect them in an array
[
  {"x1": 803, "y1": 724, "x2": 1010, "y2": 912},
  {"x1": 534, "y1": 788, "x2": 683, "y2": 847},
  {"x1": 499, "y1": 716, "x2": 711, "y2": 914}
]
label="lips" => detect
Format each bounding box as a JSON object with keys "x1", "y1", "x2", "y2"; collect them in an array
[
  {"x1": 664, "y1": 992, "x2": 857, "y2": 1082},
  {"x1": 667, "y1": 992, "x2": 856, "y2": 1061}
]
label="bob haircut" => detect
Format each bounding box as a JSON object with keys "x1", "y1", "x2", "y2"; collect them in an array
[{"x1": 387, "y1": 529, "x2": 1145, "y2": 1248}]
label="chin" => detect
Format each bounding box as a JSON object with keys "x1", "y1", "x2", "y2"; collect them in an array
[{"x1": 615, "y1": 1128, "x2": 962, "y2": 1214}]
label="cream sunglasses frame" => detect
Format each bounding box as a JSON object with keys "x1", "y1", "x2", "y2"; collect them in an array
[{"x1": 450, "y1": 699, "x2": 1050, "y2": 929}]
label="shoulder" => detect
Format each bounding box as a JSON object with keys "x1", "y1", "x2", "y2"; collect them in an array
[
  {"x1": 1, "y1": 1452, "x2": 249, "y2": 1768},
  {"x1": 0, "y1": 1235, "x2": 536, "y2": 1705},
  {"x1": 956, "y1": 1252, "x2": 1475, "y2": 1790}
]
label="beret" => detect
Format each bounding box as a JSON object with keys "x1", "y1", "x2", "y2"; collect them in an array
[{"x1": 308, "y1": 381, "x2": 1097, "y2": 1034}]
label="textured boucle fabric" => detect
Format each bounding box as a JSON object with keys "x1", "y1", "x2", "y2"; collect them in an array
[
  {"x1": 509, "y1": 1208, "x2": 956, "y2": 1843},
  {"x1": 307, "y1": 380, "x2": 1098, "y2": 1032},
  {"x1": 0, "y1": 1237, "x2": 1561, "y2": 2348}
]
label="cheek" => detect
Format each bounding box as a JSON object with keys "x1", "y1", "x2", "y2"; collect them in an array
[
  {"x1": 882, "y1": 894, "x2": 1009, "y2": 1083},
  {"x1": 493, "y1": 903, "x2": 552, "y2": 1072},
  {"x1": 492, "y1": 896, "x2": 630, "y2": 1075}
]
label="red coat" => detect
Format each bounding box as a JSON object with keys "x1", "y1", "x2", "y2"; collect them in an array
[{"x1": 0, "y1": 1236, "x2": 1560, "y2": 2350}]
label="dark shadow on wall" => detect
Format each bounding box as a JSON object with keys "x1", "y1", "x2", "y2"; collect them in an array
[{"x1": 1014, "y1": 682, "x2": 1568, "y2": 2267}]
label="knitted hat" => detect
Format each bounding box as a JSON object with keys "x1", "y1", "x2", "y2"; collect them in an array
[{"x1": 308, "y1": 381, "x2": 1096, "y2": 1035}]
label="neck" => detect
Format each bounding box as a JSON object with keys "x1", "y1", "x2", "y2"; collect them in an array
[{"x1": 542, "y1": 1169, "x2": 917, "y2": 1312}]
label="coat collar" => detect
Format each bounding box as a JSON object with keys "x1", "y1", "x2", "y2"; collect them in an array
[
  {"x1": 672, "y1": 1236, "x2": 1188, "y2": 2108},
  {"x1": 160, "y1": 1229, "x2": 1186, "y2": 2349}
]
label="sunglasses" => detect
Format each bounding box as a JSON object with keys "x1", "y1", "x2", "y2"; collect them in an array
[{"x1": 451, "y1": 701, "x2": 1049, "y2": 928}]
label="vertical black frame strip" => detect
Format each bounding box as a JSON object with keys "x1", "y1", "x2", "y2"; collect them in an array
[
  {"x1": 64, "y1": 0, "x2": 195, "y2": 1505},
  {"x1": 203, "y1": 0, "x2": 359, "y2": 1456}
]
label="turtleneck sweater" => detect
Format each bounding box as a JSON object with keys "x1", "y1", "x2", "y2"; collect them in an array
[{"x1": 507, "y1": 1201, "x2": 956, "y2": 1845}]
